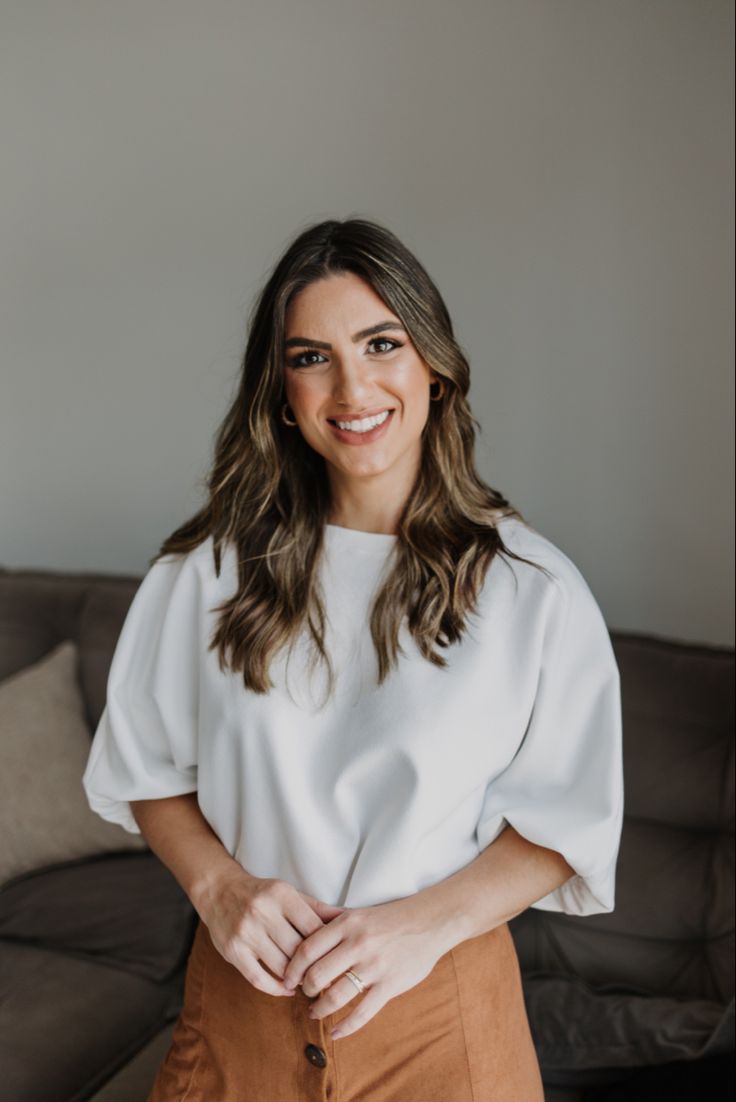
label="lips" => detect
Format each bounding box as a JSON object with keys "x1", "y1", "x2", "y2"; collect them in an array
[
  {"x1": 327, "y1": 406, "x2": 395, "y2": 424},
  {"x1": 327, "y1": 407, "x2": 395, "y2": 444}
]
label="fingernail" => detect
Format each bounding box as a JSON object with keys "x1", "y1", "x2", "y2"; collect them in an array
[{"x1": 330, "y1": 1027, "x2": 342, "y2": 1039}]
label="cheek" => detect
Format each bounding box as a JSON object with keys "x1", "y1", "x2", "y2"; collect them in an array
[
  {"x1": 285, "y1": 378, "x2": 317, "y2": 416},
  {"x1": 402, "y1": 378, "x2": 432, "y2": 423},
  {"x1": 396, "y1": 360, "x2": 432, "y2": 405}
]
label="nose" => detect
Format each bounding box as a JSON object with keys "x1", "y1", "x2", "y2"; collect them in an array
[{"x1": 329, "y1": 350, "x2": 375, "y2": 409}]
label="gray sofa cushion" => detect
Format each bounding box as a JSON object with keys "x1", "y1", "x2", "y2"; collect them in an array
[
  {"x1": 0, "y1": 940, "x2": 178, "y2": 1102},
  {"x1": 86, "y1": 1023, "x2": 176, "y2": 1102},
  {"x1": 0, "y1": 851, "x2": 196, "y2": 984},
  {"x1": 523, "y1": 972, "x2": 734, "y2": 1074},
  {"x1": 577, "y1": 1054, "x2": 734, "y2": 1099},
  {"x1": 0, "y1": 639, "x2": 147, "y2": 886}
]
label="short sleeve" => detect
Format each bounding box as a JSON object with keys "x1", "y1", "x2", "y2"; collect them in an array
[
  {"x1": 475, "y1": 562, "x2": 624, "y2": 916},
  {"x1": 82, "y1": 550, "x2": 203, "y2": 834}
]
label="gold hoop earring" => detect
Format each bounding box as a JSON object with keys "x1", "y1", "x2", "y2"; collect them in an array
[
  {"x1": 281, "y1": 402, "x2": 298, "y2": 426},
  {"x1": 429, "y1": 379, "x2": 446, "y2": 401}
]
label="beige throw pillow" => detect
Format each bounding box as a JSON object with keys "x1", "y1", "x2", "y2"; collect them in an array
[{"x1": 0, "y1": 639, "x2": 148, "y2": 886}]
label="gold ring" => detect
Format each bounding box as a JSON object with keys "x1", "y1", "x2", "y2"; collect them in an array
[{"x1": 343, "y1": 969, "x2": 365, "y2": 993}]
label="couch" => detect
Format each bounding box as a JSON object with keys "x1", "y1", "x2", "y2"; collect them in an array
[{"x1": 0, "y1": 561, "x2": 733, "y2": 1101}]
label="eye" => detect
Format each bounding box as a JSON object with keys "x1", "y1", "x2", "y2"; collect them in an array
[
  {"x1": 285, "y1": 337, "x2": 403, "y2": 368},
  {"x1": 368, "y1": 337, "x2": 403, "y2": 354},
  {"x1": 287, "y1": 350, "x2": 327, "y2": 368}
]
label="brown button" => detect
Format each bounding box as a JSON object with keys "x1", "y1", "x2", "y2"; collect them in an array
[{"x1": 304, "y1": 1043, "x2": 327, "y2": 1068}]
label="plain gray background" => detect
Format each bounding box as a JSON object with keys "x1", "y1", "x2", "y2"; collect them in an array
[{"x1": 1, "y1": 0, "x2": 733, "y2": 647}]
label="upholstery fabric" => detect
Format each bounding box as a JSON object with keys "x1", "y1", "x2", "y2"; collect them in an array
[
  {"x1": 0, "y1": 939, "x2": 177, "y2": 1102},
  {"x1": 0, "y1": 851, "x2": 196, "y2": 984},
  {"x1": 0, "y1": 638, "x2": 147, "y2": 885},
  {"x1": 523, "y1": 971, "x2": 733, "y2": 1070}
]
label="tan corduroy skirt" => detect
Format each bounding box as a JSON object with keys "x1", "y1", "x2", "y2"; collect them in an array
[{"x1": 147, "y1": 914, "x2": 544, "y2": 1102}]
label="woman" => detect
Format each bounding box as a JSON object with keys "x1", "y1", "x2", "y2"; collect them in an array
[{"x1": 82, "y1": 217, "x2": 624, "y2": 1101}]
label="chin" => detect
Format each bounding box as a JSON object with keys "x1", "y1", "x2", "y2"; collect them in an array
[{"x1": 331, "y1": 454, "x2": 393, "y2": 476}]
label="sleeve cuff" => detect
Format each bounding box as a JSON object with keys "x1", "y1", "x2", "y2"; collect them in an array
[
  {"x1": 85, "y1": 784, "x2": 199, "y2": 837},
  {"x1": 530, "y1": 861, "x2": 616, "y2": 916}
]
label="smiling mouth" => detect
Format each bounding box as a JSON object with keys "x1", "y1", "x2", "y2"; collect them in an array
[
  {"x1": 327, "y1": 407, "x2": 394, "y2": 422},
  {"x1": 328, "y1": 409, "x2": 394, "y2": 429},
  {"x1": 327, "y1": 408, "x2": 395, "y2": 437}
]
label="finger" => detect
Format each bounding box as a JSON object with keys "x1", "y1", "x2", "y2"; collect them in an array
[
  {"x1": 269, "y1": 915, "x2": 308, "y2": 968},
  {"x1": 309, "y1": 899, "x2": 349, "y2": 922},
  {"x1": 308, "y1": 970, "x2": 366, "y2": 1018},
  {"x1": 283, "y1": 922, "x2": 344, "y2": 992},
  {"x1": 214, "y1": 922, "x2": 297, "y2": 997},
  {"x1": 270, "y1": 911, "x2": 345, "y2": 983},
  {"x1": 298, "y1": 938, "x2": 366, "y2": 1005},
  {"x1": 331, "y1": 985, "x2": 389, "y2": 1039},
  {"x1": 237, "y1": 885, "x2": 333, "y2": 992},
  {"x1": 286, "y1": 893, "x2": 333, "y2": 938},
  {"x1": 254, "y1": 934, "x2": 297, "y2": 989},
  {"x1": 228, "y1": 946, "x2": 298, "y2": 997}
]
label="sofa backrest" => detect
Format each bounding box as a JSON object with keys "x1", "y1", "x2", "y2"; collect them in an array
[
  {"x1": 1, "y1": 564, "x2": 733, "y2": 1004},
  {"x1": 511, "y1": 628, "x2": 734, "y2": 1005},
  {"x1": 0, "y1": 566, "x2": 141, "y2": 733}
]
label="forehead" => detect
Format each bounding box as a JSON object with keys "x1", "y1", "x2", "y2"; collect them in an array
[{"x1": 285, "y1": 273, "x2": 395, "y2": 330}]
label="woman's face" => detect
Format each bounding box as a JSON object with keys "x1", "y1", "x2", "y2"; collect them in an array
[{"x1": 282, "y1": 272, "x2": 437, "y2": 506}]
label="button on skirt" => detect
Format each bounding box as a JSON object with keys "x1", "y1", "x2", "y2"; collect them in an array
[{"x1": 146, "y1": 914, "x2": 544, "y2": 1102}]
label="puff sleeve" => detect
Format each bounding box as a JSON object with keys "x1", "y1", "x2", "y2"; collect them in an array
[
  {"x1": 82, "y1": 550, "x2": 202, "y2": 834},
  {"x1": 475, "y1": 561, "x2": 624, "y2": 916}
]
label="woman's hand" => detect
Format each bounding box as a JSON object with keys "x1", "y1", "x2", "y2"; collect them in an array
[
  {"x1": 281, "y1": 894, "x2": 453, "y2": 1038},
  {"x1": 195, "y1": 866, "x2": 347, "y2": 997}
]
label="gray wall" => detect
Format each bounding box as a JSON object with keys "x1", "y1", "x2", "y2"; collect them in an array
[{"x1": 2, "y1": 0, "x2": 733, "y2": 646}]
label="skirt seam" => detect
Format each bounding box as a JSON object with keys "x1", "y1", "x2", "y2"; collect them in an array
[
  {"x1": 448, "y1": 945, "x2": 477, "y2": 1102},
  {"x1": 180, "y1": 922, "x2": 210, "y2": 1102},
  {"x1": 291, "y1": 985, "x2": 310, "y2": 1100}
]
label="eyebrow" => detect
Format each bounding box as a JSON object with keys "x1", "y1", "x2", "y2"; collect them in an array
[{"x1": 284, "y1": 320, "x2": 407, "y2": 351}]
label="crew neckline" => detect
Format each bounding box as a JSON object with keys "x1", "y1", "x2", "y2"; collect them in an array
[{"x1": 324, "y1": 522, "x2": 397, "y2": 554}]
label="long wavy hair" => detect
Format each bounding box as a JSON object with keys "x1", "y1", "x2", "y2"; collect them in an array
[{"x1": 152, "y1": 216, "x2": 550, "y2": 700}]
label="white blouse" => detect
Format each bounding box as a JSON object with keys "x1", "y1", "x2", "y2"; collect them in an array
[{"x1": 82, "y1": 516, "x2": 624, "y2": 917}]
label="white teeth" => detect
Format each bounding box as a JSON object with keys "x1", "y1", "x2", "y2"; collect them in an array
[{"x1": 334, "y1": 409, "x2": 390, "y2": 433}]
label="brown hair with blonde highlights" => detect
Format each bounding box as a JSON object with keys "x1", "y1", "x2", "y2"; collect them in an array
[{"x1": 152, "y1": 216, "x2": 551, "y2": 700}]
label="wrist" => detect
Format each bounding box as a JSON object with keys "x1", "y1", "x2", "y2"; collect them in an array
[
  {"x1": 399, "y1": 879, "x2": 472, "y2": 956},
  {"x1": 188, "y1": 856, "x2": 256, "y2": 922}
]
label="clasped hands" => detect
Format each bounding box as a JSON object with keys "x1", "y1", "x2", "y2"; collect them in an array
[
  {"x1": 280, "y1": 893, "x2": 451, "y2": 1040},
  {"x1": 206, "y1": 871, "x2": 455, "y2": 1042}
]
